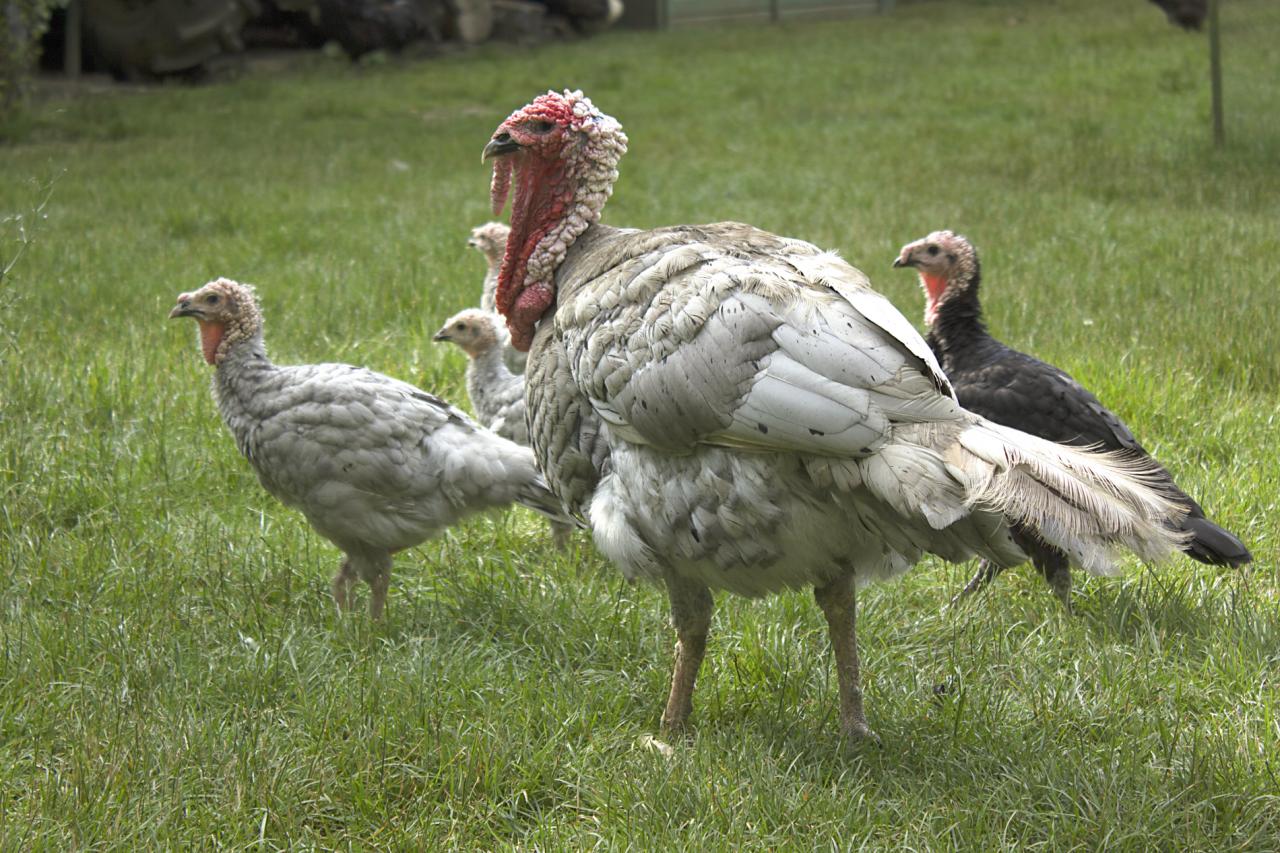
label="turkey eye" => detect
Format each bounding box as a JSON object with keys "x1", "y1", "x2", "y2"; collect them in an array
[
  {"x1": 528, "y1": 120, "x2": 554, "y2": 134},
  {"x1": 455, "y1": 322, "x2": 465, "y2": 330},
  {"x1": 205, "y1": 294, "x2": 219, "y2": 304},
  {"x1": 927, "y1": 245, "x2": 940, "y2": 256}
]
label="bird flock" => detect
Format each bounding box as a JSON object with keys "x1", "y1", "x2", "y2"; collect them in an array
[{"x1": 171, "y1": 89, "x2": 1251, "y2": 740}]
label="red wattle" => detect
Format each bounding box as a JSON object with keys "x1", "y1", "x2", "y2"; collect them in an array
[
  {"x1": 921, "y1": 273, "x2": 949, "y2": 325},
  {"x1": 493, "y1": 151, "x2": 572, "y2": 347},
  {"x1": 198, "y1": 321, "x2": 225, "y2": 365},
  {"x1": 507, "y1": 282, "x2": 555, "y2": 352}
]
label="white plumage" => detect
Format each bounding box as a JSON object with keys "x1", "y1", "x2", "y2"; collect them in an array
[
  {"x1": 483, "y1": 91, "x2": 1188, "y2": 740},
  {"x1": 170, "y1": 277, "x2": 567, "y2": 618}
]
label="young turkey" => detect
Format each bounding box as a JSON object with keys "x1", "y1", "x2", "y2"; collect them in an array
[
  {"x1": 433, "y1": 308, "x2": 575, "y2": 548},
  {"x1": 469, "y1": 221, "x2": 526, "y2": 375},
  {"x1": 170, "y1": 277, "x2": 568, "y2": 618},
  {"x1": 479, "y1": 90, "x2": 1188, "y2": 740},
  {"x1": 434, "y1": 308, "x2": 526, "y2": 441},
  {"x1": 894, "y1": 230, "x2": 1251, "y2": 606},
  {"x1": 471, "y1": 221, "x2": 511, "y2": 313}
]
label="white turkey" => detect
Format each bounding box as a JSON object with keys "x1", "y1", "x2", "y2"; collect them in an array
[
  {"x1": 481, "y1": 90, "x2": 1187, "y2": 740},
  {"x1": 469, "y1": 221, "x2": 526, "y2": 375},
  {"x1": 433, "y1": 308, "x2": 575, "y2": 548},
  {"x1": 170, "y1": 277, "x2": 568, "y2": 619}
]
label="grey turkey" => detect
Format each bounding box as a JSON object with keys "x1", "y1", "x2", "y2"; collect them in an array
[
  {"x1": 894, "y1": 230, "x2": 1251, "y2": 606},
  {"x1": 433, "y1": 308, "x2": 574, "y2": 548},
  {"x1": 482, "y1": 90, "x2": 1187, "y2": 740},
  {"x1": 170, "y1": 278, "x2": 568, "y2": 618}
]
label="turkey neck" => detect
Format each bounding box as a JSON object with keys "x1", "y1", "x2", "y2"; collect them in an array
[
  {"x1": 924, "y1": 270, "x2": 998, "y2": 372},
  {"x1": 212, "y1": 331, "x2": 276, "y2": 433},
  {"x1": 466, "y1": 345, "x2": 513, "y2": 402}
]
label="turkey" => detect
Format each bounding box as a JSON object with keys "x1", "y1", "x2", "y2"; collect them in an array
[
  {"x1": 433, "y1": 308, "x2": 575, "y2": 548},
  {"x1": 434, "y1": 308, "x2": 526, "y2": 441},
  {"x1": 894, "y1": 230, "x2": 1252, "y2": 605},
  {"x1": 170, "y1": 277, "x2": 569, "y2": 619},
  {"x1": 469, "y1": 221, "x2": 527, "y2": 375},
  {"x1": 1148, "y1": 0, "x2": 1207, "y2": 30},
  {"x1": 481, "y1": 90, "x2": 1187, "y2": 740},
  {"x1": 471, "y1": 221, "x2": 511, "y2": 313}
]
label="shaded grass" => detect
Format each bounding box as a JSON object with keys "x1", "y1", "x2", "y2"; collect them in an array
[{"x1": 1, "y1": 0, "x2": 1278, "y2": 847}]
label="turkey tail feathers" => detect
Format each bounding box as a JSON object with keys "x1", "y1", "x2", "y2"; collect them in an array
[
  {"x1": 950, "y1": 420, "x2": 1190, "y2": 575},
  {"x1": 1181, "y1": 516, "x2": 1253, "y2": 567}
]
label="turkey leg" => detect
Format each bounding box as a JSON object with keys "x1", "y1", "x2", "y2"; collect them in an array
[
  {"x1": 1033, "y1": 551, "x2": 1073, "y2": 611},
  {"x1": 362, "y1": 552, "x2": 394, "y2": 620},
  {"x1": 332, "y1": 558, "x2": 359, "y2": 613},
  {"x1": 814, "y1": 574, "x2": 877, "y2": 742},
  {"x1": 952, "y1": 559, "x2": 1005, "y2": 605},
  {"x1": 660, "y1": 573, "x2": 714, "y2": 733}
]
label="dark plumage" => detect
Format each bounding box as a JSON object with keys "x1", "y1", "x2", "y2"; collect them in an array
[
  {"x1": 895, "y1": 230, "x2": 1252, "y2": 605},
  {"x1": 1148, "y1": 0, "x2": 1207, "y2": 30}
]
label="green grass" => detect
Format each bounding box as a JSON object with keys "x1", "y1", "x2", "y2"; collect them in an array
[{"x1": 2, "y1": 0, "x2": 1278, "y2": 846}]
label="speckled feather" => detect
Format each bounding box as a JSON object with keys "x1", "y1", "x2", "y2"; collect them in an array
[
  {"x1": 175, "y1": 278, "x2": 567, "y2": 616},
  {"x1": 478, "y1": 94, "x2": 1191, "y2": 600},
  {"x1": 214, "y1": 356, "x2": 555, "y2": 552}
]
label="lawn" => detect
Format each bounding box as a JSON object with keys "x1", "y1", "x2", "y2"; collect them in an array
[{"x1": 1, "y1": 0, "x2": 1278, "y2": 847}]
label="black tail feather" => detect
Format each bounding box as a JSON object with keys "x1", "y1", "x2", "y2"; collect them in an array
[{"x1": 1180, "y1": 516, "x2": 1252, "y2": 567}]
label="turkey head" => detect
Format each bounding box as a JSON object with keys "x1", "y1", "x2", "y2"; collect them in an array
[
  {"x1": 893, "y1": 230, "x2": 979, "y2": 327},
  {"x1": 170, "y1": 278, "x2": 263, "y2": 365},
  {"x1": 433, "y1": 308, "x2": 502, "y2": 359},
  {"x1": 481, "y1": 89, "x2": 627, "y2": 351}
]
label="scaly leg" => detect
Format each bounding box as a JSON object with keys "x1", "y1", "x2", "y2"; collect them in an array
[
  {"x1": 549, "y1": 520, "x2": 574, "y2": 552},
  {"x1": 660, "y1": 572, "x2": 714, "y2": 734},
  {"x1": 814, "y1": 574, "x2": 877, "y2": 742},
  {"x1": 364, "y1": 552, "x2": 394, "y2": 620},
  {"x1": 331, "y1": 558, "x2": 359, "y2": 613},
  {"x1": 951, "y1": 559, "x2": 1004, "y2": 606}
]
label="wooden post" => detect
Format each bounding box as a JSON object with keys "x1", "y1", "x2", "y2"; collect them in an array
[
  {"x1": 65, "y1": 0, "x2": 82, "y2": 78},
  {"x1": 1209, "y1": 0, "x2": 1224, "y2": 147}
]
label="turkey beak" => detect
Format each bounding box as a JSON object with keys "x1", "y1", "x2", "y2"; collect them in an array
[
  {"x1": 432, "y1": 328, "x2": 450, "y2": 342},
  {"x1": 482, "y1": 132, "x2": 521, "y2": 162},
  {"x1": 892, "y1": 252, "x2": 914, "y2": 269},
  {"x1": 169, "y1": 297, "x2": 199, "y2": 319}
]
